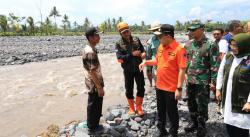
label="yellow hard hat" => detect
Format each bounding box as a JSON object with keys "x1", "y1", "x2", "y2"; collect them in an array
[{"x1": 117, "y1": 22, "x2": 129, "y2": 32}]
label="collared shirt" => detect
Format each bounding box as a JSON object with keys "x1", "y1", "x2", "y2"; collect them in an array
[
  {"x1": 146, "y1": 35, "x2": 160, "y2": 60},
  {"x1": 156, "y1": 40, "x2": 187, "y2": 92},
  {"x1": 216, "y1": 53, "x2": 250, "y2": 129},
  {"x1": 82, "y1": 45, "x2": 104, "y2": 93},
  {"x1": 218, "y1": 39, "x2": 229, "y2": 54}
]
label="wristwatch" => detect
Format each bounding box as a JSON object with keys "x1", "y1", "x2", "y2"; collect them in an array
[{"x1": 177, "y1": 87, "x2": 182, "y2": 92}]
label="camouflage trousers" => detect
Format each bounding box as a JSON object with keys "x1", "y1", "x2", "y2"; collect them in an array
[{"x1": 187, "y1": 83, "x2": 209, "y2": 122}]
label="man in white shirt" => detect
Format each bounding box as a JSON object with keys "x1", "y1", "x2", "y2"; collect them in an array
[{"x1": 213, "y1": 28, "x2": 228, "y2": 61}]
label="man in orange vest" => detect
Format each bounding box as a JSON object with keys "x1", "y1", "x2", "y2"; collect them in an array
[
  {"x1": 140, "y1": 24, "x2": 187, "y2": 137},
  {"x1": 115, "y1": 22, "x2": 146, "y2": 116}
]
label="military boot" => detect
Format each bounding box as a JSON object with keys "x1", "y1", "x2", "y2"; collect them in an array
[
  {"x1": 184, "y1": 116, "x2": 198, "y2": 132},
  {"x1": 196, "y1": 116, "x2": 207, "y2": 137}
]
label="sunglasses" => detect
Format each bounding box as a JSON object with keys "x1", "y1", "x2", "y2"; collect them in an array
[{"x1": 189, "y1": 28, "x2": 198, "y2": 32}]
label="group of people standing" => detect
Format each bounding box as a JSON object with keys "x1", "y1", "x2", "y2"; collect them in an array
[{"x1": 81, "y1": 20, "x2": 250, "y2": 137}]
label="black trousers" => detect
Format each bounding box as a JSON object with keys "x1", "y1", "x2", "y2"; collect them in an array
[
  {"x1": 156, "y1": 89, "x2": 179, "y2": 135},
  {"x1": 226, "y1": 124, "x2": 249, "y2": 137},
  {"x1": 87, "y1": 91, "x2": 103, "y2": 130},
  {"x1": 123, "y1": 70, "x2": 145, "y2": 99}
]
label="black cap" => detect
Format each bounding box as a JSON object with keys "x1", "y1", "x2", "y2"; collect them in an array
[
  {"x1": 85, "y1": 27, "x2": 100, "y2": 38},
  {"x1": 154, "y1": 24, "x2": 174, "y2": 35}
]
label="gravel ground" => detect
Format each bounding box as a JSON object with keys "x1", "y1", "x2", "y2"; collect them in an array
[
  {"x1": 0, "y1": 35, "x2": 188, "y2": 66},
  {"x1": 56, "y1": 89, "x2": 229, "y2": 137}
]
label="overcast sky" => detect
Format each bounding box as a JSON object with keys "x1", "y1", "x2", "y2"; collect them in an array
[{"x1": 1, "y1": 0, "x2": 250, "y2": 26}]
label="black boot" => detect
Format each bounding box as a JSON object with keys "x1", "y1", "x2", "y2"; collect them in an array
[
  {"x1": 196, "y1": 116, "x2": 207, "y2": 137},
  {"x1": 156, "y1": 122, "x2": 169, "y2": 137},
  {"x1": 155, "y1": 127, "x2": 169, "y2": 137},
  {"x1": 155, "y1": 129, "x2": 169, "y2": 137},
  {"x1": 184, "y1": 116, "x2": 198, "y2": 133},
  {"x1": 169, "y1": 127, "x2": 178, "y2": 137}
]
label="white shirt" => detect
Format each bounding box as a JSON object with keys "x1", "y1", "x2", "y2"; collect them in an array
[
  {"x1": 216, "y1": 53, "x2": 250, "y2": 129},
  {"x1": 218, "y1": 39, "x2": 229, "y2": 54}
]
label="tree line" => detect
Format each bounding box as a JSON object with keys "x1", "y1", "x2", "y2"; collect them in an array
[{"x1": 0, "y1": 6, "x2": 248, "y2": 36}]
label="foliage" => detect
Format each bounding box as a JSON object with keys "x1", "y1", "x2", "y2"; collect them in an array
[
  {"x1": 0, "y1": 15, "x2": 8, "y2": 32},
  {"x1": 0, "y1": 8, "x2": 249, "y2": 36}
]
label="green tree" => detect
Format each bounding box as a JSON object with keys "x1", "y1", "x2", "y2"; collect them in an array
[
  {"x1": 43, "y1": 17, "x2": 53, "y2": 35},
  {"x1": 130, "y1": 23, "x2": 140, "y2": 32},
  {"x1": 175, "y1": 20, "x2": 184, "y2": 31},
  {"x1": 62, "y1": 14, "x2": 70, "y2": 33},
  {"x1": 118, "y1": 17, "x2": 123, "y2": 23},
  {"x1": 27, "y1": 16, "x2": 35, "y2": 35},
  {"x1": 0, "y1": 15, "x2": 8, "y2": 32},
  {"x1": 21, "y1": 24, "x2": 27, "y2": 32},
  {"x1": 8, "y1": 13, "x2": 25, "y2": 32},
  {"x1": 83, "y1": 17, "x2": 91, "y2": 32},
  {"x1": 73, "y1": 21, "x2": 78, "y2": 32},
  {"x1": 107, "y1": 18, "x2": 112, "y2": 32},
  {"x1": 184, "y1": 21, "x2": 191, "y2": 31},
  {"x1": 99, "y1": 21, "x2": 107, "y2": 33},
  {"x1": 112, "y1": 18, "x2": 116, "y2": 31},
  {"x1": 141, "y1": 21, "x2": 145, "y2": 31},
  {"x1": 49, "y1": 6, "x2": 61, "y2": 27}
]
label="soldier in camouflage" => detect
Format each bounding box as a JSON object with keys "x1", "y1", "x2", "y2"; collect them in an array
[{"x1": 184, "y1": 22, "x2": 219, "y2": 137}]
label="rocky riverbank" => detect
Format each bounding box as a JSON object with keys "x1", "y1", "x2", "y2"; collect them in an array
[
  {"x1": 42, "y1": 89, "x2": 228, "y2": 137},
  {"x1": 0, "y1": 35, "x2": 188, "y2": 66}
]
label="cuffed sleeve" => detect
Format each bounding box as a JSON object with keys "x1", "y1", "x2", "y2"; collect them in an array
[
  {"x1": 209, "y1": 42, "x2": 220, "y2": 84},
  {"x1": 177, "y1": 48, "x2": 187, "y2": 69},
  {"x1": 216, "y1": 54, "x2": 226, "y2": 90}
]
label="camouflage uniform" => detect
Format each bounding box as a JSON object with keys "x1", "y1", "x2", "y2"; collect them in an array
[{"x1": 185, "y1": 35, "x2": 219, "y2": 134}]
